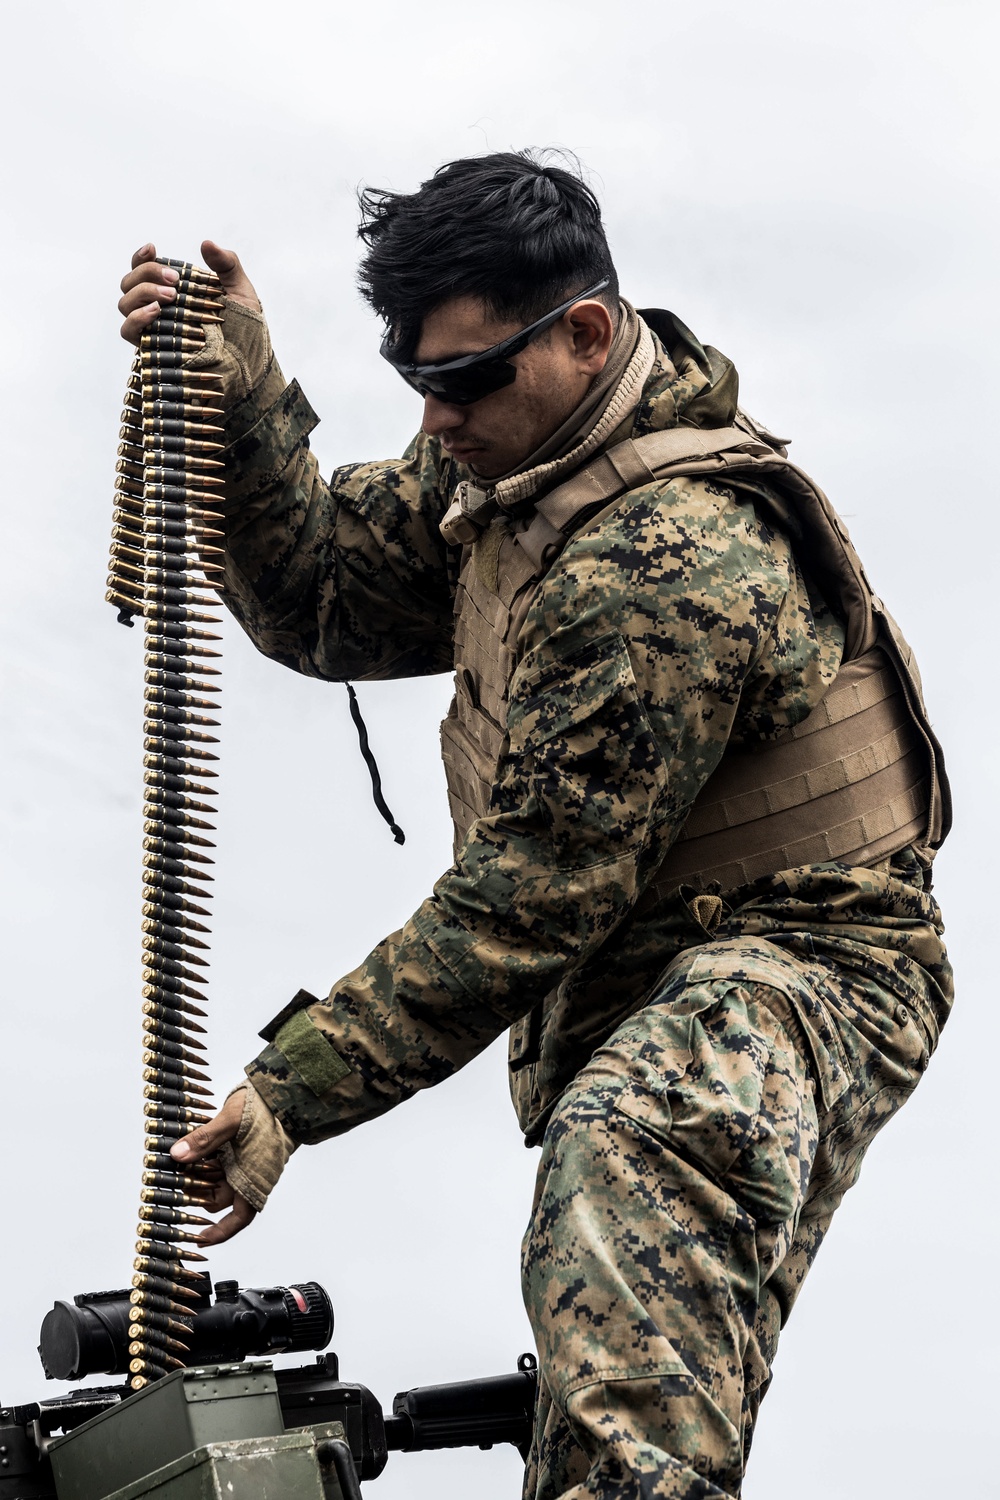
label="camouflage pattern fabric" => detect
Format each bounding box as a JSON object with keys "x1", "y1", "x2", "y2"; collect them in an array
[
  {"x1": 212, "y1": 310, "x2": 952, "y2": 1495},
  {"x1": 218, "y1": 318, "x2": 884, "y2": 1148},
  {"x1": 521, "y1": 886, "x2": 949, "y2": 1499},
  {"x1": 219, "y1": 355, "x2": 461, "y2": 683}
]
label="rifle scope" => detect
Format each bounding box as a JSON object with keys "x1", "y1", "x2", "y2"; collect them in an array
[{"x1": 38, "y1": 1278, "x2": 333, "y2": 1382}]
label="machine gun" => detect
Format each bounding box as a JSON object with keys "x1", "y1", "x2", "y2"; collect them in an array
[{"x1": 1, "y1": 1278, "x2": 537, "y2": 1500}]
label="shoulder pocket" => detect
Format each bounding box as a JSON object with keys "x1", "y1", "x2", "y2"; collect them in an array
[
  {"x1": 508, "y1": 632, "x2": 667, "y2": 870},
  {"x1": 510, "y1": 632, "x2": 632, "y2": 746}
]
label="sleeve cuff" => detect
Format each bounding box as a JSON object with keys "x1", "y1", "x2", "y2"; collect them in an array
[
  {"x1": 220, "y1": 300, "x2": 272, "y2": 396},
  {"x1": 245, "y1": 1001, "x2": 354, "y2": 1140},
  {"x1": 217, "y1": 1080, "x2": 298, "y2": 1212},
  {"x1": 220, "y1": 378, "x2": 321, "y2": 508}
]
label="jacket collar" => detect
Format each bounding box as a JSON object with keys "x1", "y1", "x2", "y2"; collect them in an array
[{"x1": 440, "y1": 307, "x2": 743, "y2": 547}]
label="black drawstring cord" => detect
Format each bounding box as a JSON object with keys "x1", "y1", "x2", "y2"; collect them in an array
[{"x1": 345, "y1": 683, "x2": 405, "y2": 845}]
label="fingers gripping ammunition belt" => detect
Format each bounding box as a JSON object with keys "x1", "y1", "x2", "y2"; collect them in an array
[{"x1": 106, "y1": 258, "x2": 225, "y2": 1389}]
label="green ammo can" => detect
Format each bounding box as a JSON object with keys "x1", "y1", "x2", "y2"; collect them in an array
[{"x1": 46, "y1": 1364, "x2": 347, "y2": 1500}]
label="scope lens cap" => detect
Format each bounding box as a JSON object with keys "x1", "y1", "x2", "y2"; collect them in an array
[{"x1": 39, "y1": 1302, "x2": 85, "y2": 1382}]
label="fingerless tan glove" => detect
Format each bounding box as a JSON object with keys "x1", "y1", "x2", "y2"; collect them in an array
[
  {"x1": 218, "y1": 1080, "x2": 297, "y2": 1212},
  {"x1": 183, "y1": 299, "x2": 280, "y2": 407}
]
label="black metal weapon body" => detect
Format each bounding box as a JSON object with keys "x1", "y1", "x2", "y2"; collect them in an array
[{"x1": 2, "y1": 1279, "x2": 537, "y2": 1500}]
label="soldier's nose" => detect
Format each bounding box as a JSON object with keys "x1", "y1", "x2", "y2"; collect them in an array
[{"x1": 421, "y1": 394, "x2": 466, "y2": 438}]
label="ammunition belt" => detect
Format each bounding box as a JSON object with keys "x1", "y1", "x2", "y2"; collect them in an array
[{"x1": 107, "y1": 259, "x2": 225, "y2": 1389}]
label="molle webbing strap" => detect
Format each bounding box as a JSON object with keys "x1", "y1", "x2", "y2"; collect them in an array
[
  {"x1": 652, "y1": 649, "x2": 930, "y2": 894},
  {"x1": 529, "y1": 426, "x2": 767, "y2": 534}
]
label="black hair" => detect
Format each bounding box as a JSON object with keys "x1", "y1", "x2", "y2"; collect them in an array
[{"x1": 357, "y1": 150, "x2": 619, "y2": 354}]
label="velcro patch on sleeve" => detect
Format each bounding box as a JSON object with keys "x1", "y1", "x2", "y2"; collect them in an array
[{"x1": 274, "y1": 1009, "x2": 352, "y2": 1097}]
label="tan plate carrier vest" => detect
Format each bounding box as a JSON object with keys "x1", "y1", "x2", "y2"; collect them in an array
[{"x1": 440, "y1": 421, "x2": 951, "y2": 894}]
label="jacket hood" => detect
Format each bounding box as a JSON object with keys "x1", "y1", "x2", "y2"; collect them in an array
[{"x1": 630, "y1": 308, "x2": 741, "y2": 436}]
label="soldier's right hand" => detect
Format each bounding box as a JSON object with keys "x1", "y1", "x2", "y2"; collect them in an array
[
  {"x1": 118, "y1": 239, "x2": 261, "y2": 345},
  {"x1": 170, "y1": 1087, "x2": 257, "y2": 1247}
]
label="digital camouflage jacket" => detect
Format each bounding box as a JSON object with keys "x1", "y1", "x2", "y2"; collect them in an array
[{"x1": 215, "y1": 312, "x2": 952, "y2": 1145}]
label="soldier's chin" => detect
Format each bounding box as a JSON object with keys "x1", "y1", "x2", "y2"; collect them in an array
[{"x1": 466, "y1": 450, "x2": 510, "y2": 480}]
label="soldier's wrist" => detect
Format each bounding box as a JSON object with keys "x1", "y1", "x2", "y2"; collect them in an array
[
  {"x1": 217, "y1": 1080, "x2": 298, "y2": 1212},
  {"x1": 178, "y1": 298, "x2": 286, "y2": 415},
  {"x1": 219, "y1": 300, "x2": 276, "y2": 397}
]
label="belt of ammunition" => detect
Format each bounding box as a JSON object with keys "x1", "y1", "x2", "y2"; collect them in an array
[
  {"x1": 141, "y1": 889, "x2": 212, "y2": 918},
  {"x1": 144, "y1": 786, "x2": 218, "y2": 814},
  {"x1": 138, "y1": 1202, "x2": 210, "y2": 1227},
  {"x1": 129, "y1": 1332, "x2": 189, "y2": 1360},
  {"x1": 109, "y1": 260, "x2": 227, "y2": 1390},
  {"x1": 134, "y1": 1253, "x2": 206, "y2": 1279},
  {"x1": 130, "y1": 1290, "x2": 198, "y2": 1320},
  {"x1": 142, "y1": 984, "x2": 210, "y2": 1013},
  {"x1": 142, "y1": 958, "x2": 211, "y2": 991},
  {"x1": 145, "y1": 623, "x2": 222, "y2": 643},
  {"x1": 141, "y1": 1167, "x2": 213, "y2": 1192},
  {"x1": 128, "y1": 1305, "x2": 193, "y2": 1335}
]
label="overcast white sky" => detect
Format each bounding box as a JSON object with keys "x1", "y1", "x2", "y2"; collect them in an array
[{"x1": 1, "y1": 2, "x2": 997, "y2": 1496}]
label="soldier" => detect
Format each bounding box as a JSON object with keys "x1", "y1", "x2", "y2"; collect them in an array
[{"x1": 118, "y1": 152, "x2": 953, "y2": 1500}]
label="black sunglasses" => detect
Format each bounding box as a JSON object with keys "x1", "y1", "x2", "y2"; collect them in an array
[{"x1": 380, "y1": 278, "x2": 611, "y2": 406}]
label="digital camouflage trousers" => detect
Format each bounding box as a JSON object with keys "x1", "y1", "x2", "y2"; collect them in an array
[{"x1": 520, "y1": 934, "x2": 947, "y2": 1500}]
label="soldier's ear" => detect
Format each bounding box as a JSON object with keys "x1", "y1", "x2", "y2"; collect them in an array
[{"x1": 565, "y1": 299, "x2": 615, "y2": 373}]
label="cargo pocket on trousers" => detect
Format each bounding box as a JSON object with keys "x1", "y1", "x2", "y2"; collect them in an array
[
  {"x1": 803, "y1": 1083, "x2": 911, "y2": 1205},
  {"x1": 609, "y1": 985, "x2": 768, "y2": 1188},
  {"x1": 678, "y1": 940, "x2": 853, "y2": 1115}
]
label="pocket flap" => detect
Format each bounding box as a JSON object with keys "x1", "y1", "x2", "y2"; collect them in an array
[{"x1": 509, "y1": 631, "x2": 632, "y2": 748}]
